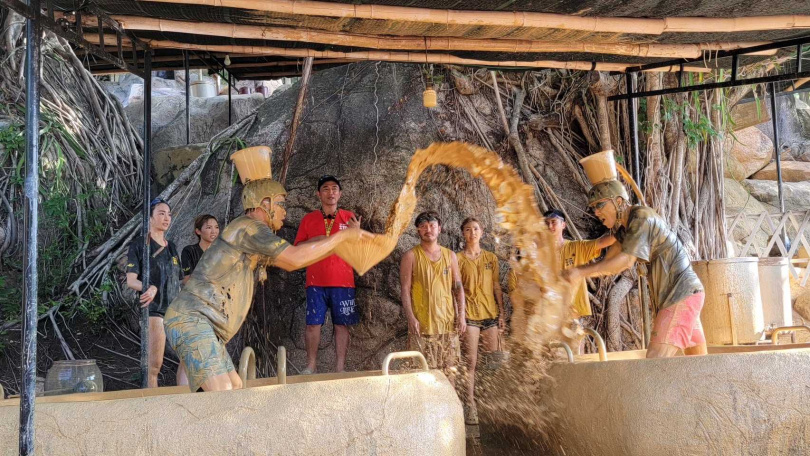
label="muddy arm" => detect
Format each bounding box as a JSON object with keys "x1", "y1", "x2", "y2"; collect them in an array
[{"x1": 273, "y1": 228, "x2": 368, "y2": 271}]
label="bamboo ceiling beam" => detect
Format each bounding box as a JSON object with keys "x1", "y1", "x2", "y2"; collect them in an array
[
  {"x1": 140, "y1": 38, "x2": 712, "y2": 73},
  {"x1": 240, "y1": 70, "x2": 307, "y2": 78},
  {"x1": 103, "y1": 15, "x2": 773, "y2": 59},
  {"x1": 228, "y1": 58, "x2": 356, "y2": 68},
  {"x1": 140, "y1": 0, "x2": 810, "y2": 35}
]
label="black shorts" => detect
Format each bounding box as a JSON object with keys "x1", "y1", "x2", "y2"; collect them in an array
[{"x1": 466, "y1": 318, "x2": 499, "y2": 330}]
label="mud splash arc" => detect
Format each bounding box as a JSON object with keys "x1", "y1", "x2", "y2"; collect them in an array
[{"x1": 338, "y1": 141, "x2": 570, "y2": 361}]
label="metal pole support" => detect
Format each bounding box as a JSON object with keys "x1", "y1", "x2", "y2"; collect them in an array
[
  {"x1": 625, "y1": 73, "x2": 641, "y2": 191},
  {"x1": 140, "y1": 48, "x2": 152, "y2": 388},
  {"x1": 20, "y1": 1, "x2": 42, "y2": 453},
  {"x1": 768, "y1": 82, "x2": 788, "y2": 249},
  {"x1": 184, "y1": 51, "x2": 190, "y2": 145},
  {"x1": 228, "y1": 72, "x2": 232, "y2": 126}
]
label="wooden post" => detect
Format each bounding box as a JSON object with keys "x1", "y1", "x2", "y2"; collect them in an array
[{"x1": 279, "y1": 57, "x2": 314, "y2": 185}]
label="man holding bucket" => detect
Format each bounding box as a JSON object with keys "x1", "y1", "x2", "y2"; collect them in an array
[
  {"x1": 164, "y1": 146, "x2": 373, "y2": 392},
  {"x1": 544, "y1": 209, "x2": 614, "y2": 318},
  {"x1": 562, "y1": 151, "x2": 706, "y2": 358}
]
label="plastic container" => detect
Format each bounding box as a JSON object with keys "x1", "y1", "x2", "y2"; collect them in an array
[
  {"x1": 758, "y1": 257, "x2": 792, "y2": 329},
  {"x1": 579, "y1": 150, "x2": 618, "y2": 185},
  {"x1": 45, "y1": 360, "x2": 103, "y2": 396},
  {"x1": 257, "y1": 86, "x2": 270, "y2": 97},
  {"x1": 230, "y1": 146, "x2": 273, "y2": 183},
  {"x1": 239, "y1": 87, "x2": 253, "y2": 95},
  {"x1": 423, "y1": 88, "x2": 437, "y2": 108},
  {"x1": 190, "y1": 80, "x2": 216, "y2": 98},
  {"x1": 693, "y1": 258, "x2": 765, "y2": 345}
]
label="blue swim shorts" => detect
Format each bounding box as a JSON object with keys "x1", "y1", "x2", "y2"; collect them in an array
[{"x1": 306, "y1": 286, "x2": 359, "y2": 326}]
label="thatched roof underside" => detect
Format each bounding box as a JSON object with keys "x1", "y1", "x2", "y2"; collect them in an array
[{"x1": 51, "y1": 0, "x2": 810, "y2": 79}]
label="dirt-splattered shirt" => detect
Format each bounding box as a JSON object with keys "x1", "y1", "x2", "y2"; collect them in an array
[
  {"x1": 168, "y1": 216, "x2": 289, "y2": 342},
  {"x1": 615, "y1": 206, "x2": 703, "y2": 311}
]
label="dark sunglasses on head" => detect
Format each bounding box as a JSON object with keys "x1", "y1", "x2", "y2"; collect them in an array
[
  {"x1": 150, "y1": 197, "x2": 169, "y2": 207},
  {"x1": 592, "y1": 200, "x2": 609, "y2": 210}
]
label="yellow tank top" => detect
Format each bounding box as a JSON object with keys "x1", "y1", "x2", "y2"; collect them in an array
[
  {"x1": 458, "y1": 250, "x2": 499, "y2": 320},
  {"x1": 560, "y1": 239, "x2": 600, "y2": 317},
  {"x1": 411, "y1": 245, "x2": 455, "y2": 335}
]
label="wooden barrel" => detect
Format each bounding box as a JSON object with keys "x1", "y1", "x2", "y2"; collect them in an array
[
  {"x1": 758, "y1": 257, "x2": 792, "y2": 328},
  {"x1": 693, "y1": 258, "x2": 764, "y2": 345}
]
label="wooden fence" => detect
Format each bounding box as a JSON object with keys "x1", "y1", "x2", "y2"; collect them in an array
[{"x1": 726, "y1": 210, "x2": 810, "y2": 287}]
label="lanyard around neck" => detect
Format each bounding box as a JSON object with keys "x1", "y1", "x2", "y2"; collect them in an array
[{"x1": 321, "y1": 208, "x2": 339, "y2": 236}]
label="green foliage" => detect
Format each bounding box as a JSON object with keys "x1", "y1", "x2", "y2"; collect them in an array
[
  {"x1": 0, "y1": 119, "x2": 109, "y2": 323},
  {"x1": 216, "y1": 136, "x2": 248, "y2": 193},
  {"x1": 661, "y1": 87, "x2": 727, "y2": 150}
]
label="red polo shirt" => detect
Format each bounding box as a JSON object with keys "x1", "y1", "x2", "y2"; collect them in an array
[{"x1": 294, "y1": 209, "x2": 355, "y2": 288}]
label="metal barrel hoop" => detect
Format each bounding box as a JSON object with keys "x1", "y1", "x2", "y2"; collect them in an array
[{"x1": 382, "y1": 351, "x2": 429, "y2": 375}]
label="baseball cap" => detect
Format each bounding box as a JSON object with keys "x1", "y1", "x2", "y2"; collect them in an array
[
  {"x1": 317, "y1": 175, "x2": 341, "y2": 190},
  {"x1": 543, "y1": 209, "x2": 565, "y2": 222}
]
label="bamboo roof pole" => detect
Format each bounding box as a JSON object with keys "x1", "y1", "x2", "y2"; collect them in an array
[
  {"x1": 228, "y1": 58, "x2": 356, "y2": 68},
  {"x1": 233, "y1": 70, "x2": 312, "y2": 78},
  {"x1": 136, "y1": 38, "x2": 712, "y2": 72},
  {"x1": 105, "y1": 15, "x2": 773, "y2": 59},
  {"x1": 142, "y1": 0, "x2": 810, "y2": 35}
]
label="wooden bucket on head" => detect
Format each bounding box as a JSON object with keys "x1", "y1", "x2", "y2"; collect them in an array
[{"x1": 579, "y1": 150, "x2": 617, "y2": 185}]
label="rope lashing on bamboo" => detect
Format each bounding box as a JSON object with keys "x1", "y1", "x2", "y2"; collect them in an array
[{"x1": 140, "y1": 0, "x2": 810, "y2": 36}]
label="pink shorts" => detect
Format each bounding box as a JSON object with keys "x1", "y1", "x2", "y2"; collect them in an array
[{"x1": 650, "y1": 292, "x2": 706, "y2": 350}]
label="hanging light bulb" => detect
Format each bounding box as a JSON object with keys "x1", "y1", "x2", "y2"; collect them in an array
[
  {"x1": 423, "y1": 85, "x2": 437, "y2": 108},
  {"x1": 224, "y1": 54, "x2": 231, "y2": 66}
]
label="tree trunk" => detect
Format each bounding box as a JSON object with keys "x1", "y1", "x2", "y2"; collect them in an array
[
  {"x1": 645, "y1": 73, "x2": 665, "y2": 211},
  {"x1": 607, "y1": 274, "x2": 634, "y2": 351}
]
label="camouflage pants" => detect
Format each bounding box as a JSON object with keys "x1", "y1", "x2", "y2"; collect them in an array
[{"x1": 164, "y1": 308, "x2": 234, "y2": 392}]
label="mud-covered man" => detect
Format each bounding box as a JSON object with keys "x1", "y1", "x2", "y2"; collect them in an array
[
  {"x1": 164, "y1": 150, "x2": 371, "y2": 392},
  {"x1": 561, "y1": 181, "x2": 706, "y2": 358},
  {"x1": 400, "y1": 211, "x2": 466, "y2": 385}
]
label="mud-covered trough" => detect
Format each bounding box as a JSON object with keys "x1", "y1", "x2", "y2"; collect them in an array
[
  {"x1": 547, "y1": 344, "x2": 810, "y2": 455},
  {"x1": 0, "y1": 363, "x2": 464, "y2": 456}
]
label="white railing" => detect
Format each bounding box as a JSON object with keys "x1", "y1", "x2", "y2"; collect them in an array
[{"x1": 726, "y1": 210, "x2": 810, "y2": 287}]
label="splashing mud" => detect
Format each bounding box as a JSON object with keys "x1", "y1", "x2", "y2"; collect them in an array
[
  {"x1": 336, "y1": 142, "x2": 572, "y2": 436},
  {"x1": 337, "y1": 141, "x2": 568, "y2": 347}
]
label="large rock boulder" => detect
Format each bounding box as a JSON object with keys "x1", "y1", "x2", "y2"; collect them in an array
[
  {"x1": 781, "y1": 139, "x2": 810, "y2": 162},
  {"x1": 790, "y1": 268, "x2": 809, "y2": 304},
  {"x1": 153, "y1": 143, "x2": 207, "y2": 191},
  {"x1": 126, "y1": 93, "x2": 265, "y2": 153},
  {"x1": 750, "y1": 161, "x2": 810, "y2": 182},
  {"x1": 167, "y1": 62, "x2": 522, "y2": 374},
  {"x1": 724, "y1": 126, "x2": 774, "y2": 180},
  {"x1": 795, "y1": 289, "x2": 810, "y2": 321},
  {"x1": 742, "y1": 180, "x2": 810, "y2": 212},
  {"x1": 724, "y1": 178, "x2": 772, "y2": 254}
]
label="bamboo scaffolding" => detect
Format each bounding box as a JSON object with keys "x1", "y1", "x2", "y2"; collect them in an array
[
  {"x1": 99, "y1": 37, "x2": 710, "y2": 73},
  {"x1": 91, "y1": 58, "x2": 355, "y2": 75},
  {"x1": 82, "y1": 15, "x2": 774, "y2": 59},
  {"x1": 141, "y1": 0, "x2": 810, "y2": 35}
]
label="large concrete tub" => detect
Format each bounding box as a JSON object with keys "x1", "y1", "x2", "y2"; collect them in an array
[
  {"x1": 0, "y1": 365, "x2": 464, "y2": 455},
  {"x1": 548, "y1": 345, "x2": 810, "y2": 456}
]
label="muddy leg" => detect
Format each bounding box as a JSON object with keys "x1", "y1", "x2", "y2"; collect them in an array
[
  {"x1": 463, "y1": 326, "x2": 481, "y2": 405},
  {"x1": 305, "y1": 325, "x2": 321, "y2": 372},
  {"x1": 148, "y1": 316, "x2": 166, "y2": 388}
]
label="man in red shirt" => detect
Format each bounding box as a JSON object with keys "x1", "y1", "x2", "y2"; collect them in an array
[{"x1": 294, "y1": 175, "x2": 361, "y2": 374}]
